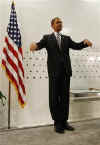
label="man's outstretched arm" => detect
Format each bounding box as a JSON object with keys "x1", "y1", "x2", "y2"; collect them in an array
[
  {"x1": 30, "y1": 35, "x2": 47, "y2": 52},
  {"x1": 69, "y1": 36, "x2": 92, "y2": 50}
]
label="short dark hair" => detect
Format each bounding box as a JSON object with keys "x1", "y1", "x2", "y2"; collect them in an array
[{"x1": 51, "y1": 17, "x2": 60, "y2": 26}]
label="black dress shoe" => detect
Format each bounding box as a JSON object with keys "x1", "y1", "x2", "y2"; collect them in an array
[
  {"x1": 54, "y1": 126, "x2": 64, "y2": 134},
  {"x1": 63, "y1": 122, "x2": 75, "y2": 131},
  {"x1": 54, "y1": 122, "x2": 64, "y2": 134}
]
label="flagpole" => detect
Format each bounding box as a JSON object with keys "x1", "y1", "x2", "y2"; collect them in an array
[
  {"x1": 8, "y1": 81, "x2": 11, "y2": 129},
  {"x1": 12, "y1": 0, "x2": 15, "y2": 5}
]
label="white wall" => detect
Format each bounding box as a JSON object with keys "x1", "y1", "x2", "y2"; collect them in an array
[{"x1": 0, "y1": 0, "x2": 100, "y2": 128}]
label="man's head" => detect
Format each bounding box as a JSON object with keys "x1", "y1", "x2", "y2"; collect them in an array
[{"x1": 51, "y1": 17, "x2": 63, "y2": 32}]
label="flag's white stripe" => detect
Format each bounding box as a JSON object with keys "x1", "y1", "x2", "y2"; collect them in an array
[
  {"x1": 19, "y1": 86, "x2": 26, "y2": 102},
  {"x1": 2, "y1": 50, "x2": 6, "y2": 60}
]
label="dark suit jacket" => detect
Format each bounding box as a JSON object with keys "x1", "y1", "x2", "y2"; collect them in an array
[{"x1": 36, "y1": 33, "x2": 88, "y2": 77}]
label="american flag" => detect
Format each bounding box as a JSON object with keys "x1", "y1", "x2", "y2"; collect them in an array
[{"x1": 2, "y1": 2, "x2": 26, "y2": 107}]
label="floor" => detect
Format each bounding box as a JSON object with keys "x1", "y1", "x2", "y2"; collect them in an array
[{"x1": 0, "y1": 118, "x2": 100, "y2": 145}]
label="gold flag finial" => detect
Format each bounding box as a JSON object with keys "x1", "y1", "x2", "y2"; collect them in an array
[{"x1": 12, "y1": 0, "x2": 15, "y2": 5}]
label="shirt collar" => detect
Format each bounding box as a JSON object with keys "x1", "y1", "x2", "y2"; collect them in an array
[{"x1": 54, "y1": 31, "x2": 61, "y2": 38}]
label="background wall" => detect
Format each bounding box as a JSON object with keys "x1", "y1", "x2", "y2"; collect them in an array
[{"x1": 0, "y1": 0, "x2": 100, "y2": 129}]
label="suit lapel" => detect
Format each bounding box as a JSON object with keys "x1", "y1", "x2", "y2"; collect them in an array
[{"x1": 50, "y1": 33, "x2": 58, "y2": 46}]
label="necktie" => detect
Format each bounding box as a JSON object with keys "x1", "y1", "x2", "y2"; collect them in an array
[{"x1": 57, "y1": 33, "x2": 61, "y2": 50}]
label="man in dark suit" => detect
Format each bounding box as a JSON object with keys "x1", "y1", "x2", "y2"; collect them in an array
[{"x1": 30, "y1": 17, "x2": 92, "y2": 133}]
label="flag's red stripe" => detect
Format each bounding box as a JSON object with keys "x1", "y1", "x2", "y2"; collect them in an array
[
  {"x1": 18, "y1": 75, "x2": 26, "y2": 94},
  {"x1": 5, "y1": 37, "x2": 24, "y2": 77},
  {"x1": 2, "y1": 59, "x2": 25, "y2": 105},
  {"x1": 3, "y1": 48, "x2": 26, "y2": 94},
  {"x1": 2, "y1": 59, "x2": 6, "y2": 67},
  {"x1": 18, "y1": 92, "x2": 25, "y2": 106}
]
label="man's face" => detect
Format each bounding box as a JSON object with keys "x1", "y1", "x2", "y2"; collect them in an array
[{"x1": 52, "y1": 18, "x2": 63, "y2": 32}]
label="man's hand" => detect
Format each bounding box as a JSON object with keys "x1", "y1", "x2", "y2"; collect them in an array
[
  {"x1": 30, "y1": 42, "x2": 38, "y2": 51},
  {"x1": 83, "y1": 39, "x2": 92, "y2": 47}
]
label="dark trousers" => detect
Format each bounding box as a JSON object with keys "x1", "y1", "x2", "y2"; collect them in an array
[{"x1": 49, "y1": 67, "x2": 70, "y2": 123}]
